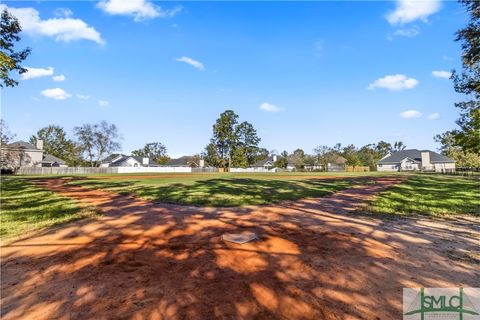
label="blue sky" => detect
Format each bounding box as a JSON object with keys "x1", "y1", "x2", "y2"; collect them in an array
[{"x1": 1, "y1": 0, "x2": 467, "y2": 157}]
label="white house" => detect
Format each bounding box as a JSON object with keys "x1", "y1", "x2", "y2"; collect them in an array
[
  {"x1": 252, "y1": 155, "x2": 278, "y2": 170},
  {"x1": 0, "y1": 140, "x2": 68, "y2": 169},
  {"x1": 228, "y1": 155, "x2": 278, "y2": 172},
  {"x1": 164, "y1": 156, "x2": 205, "y2": 168},
  {"x1": 377, "y1": 149, "x2": 455, "y2": 172},
  {"x1": 99, "y1": 154, "x2": 157, "y2": 167}
]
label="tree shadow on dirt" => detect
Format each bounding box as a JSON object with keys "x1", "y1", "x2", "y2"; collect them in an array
[{"x1": 1, "y1": 177, "x2": 479, "y2": 320}]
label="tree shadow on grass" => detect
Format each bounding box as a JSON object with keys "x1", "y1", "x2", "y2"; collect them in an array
[
  {"x1": 368, "y1": 175, "x2": 480, "y2": 216},
  {"x1": 68, "y1": 177, "x2": 365, "y2": 207},
  {"x1": 0, "y1": 178, "x2": 98, "y2": 240},
  {"x1": 1, "y1": 177, "x2": 479, "y2": 319}
]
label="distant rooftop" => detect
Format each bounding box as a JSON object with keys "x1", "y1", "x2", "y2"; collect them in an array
[
  {"x1": 5, "y1": 140, "x2": 40, "y2": 150},
  {"x1": 378, "y1": 149, "x2": 455, "y2": 164}
]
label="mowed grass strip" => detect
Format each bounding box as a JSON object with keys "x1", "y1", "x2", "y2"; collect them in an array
[
  {"x1": 0, "y1": 177, "x2": 99, "y2": 240},
  {"x1": 66, "y1": 173, "x2": 364, "y2": 207},
  {"x1": 368, "y1": 174, "x2": 480, "y2": 216}
]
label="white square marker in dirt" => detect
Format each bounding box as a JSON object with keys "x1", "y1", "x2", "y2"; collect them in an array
[{"x1": 222, "y1": 231, "x2": 258, "y2": 244}]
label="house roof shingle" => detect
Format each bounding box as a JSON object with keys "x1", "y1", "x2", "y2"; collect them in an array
[
  {"x1": 251, "y1": 156, "x2": 276, "y2": 167},
  {"x1": 5, "y1": 140, "x2": 40, "y2": 150},
  {"x1": 100, "y1": 154, "x2": 123, "y2": 164},
  {"x1": 165, "y1": 156, "x2": 199, "y2": 167},
  {"x1": 378, "y1": 149, "x2": 455, "y2": 164},
  {"x1": 42, "y1": 154, "x2": 66, "y2": 165}
]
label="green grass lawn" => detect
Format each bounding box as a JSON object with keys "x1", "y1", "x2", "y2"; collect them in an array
[
  {"x1": 2, "y1": 172, "x2": 477, "y2": 241},
  {"x1": 0, "y1": 177, "x2": 99, "y2": 241},
  {"x1": 65, "y1": 172, "x2": 375, "y2": 206},
  {"x1": 367, "y1": 174, "x2": 480, "y2": 216}
]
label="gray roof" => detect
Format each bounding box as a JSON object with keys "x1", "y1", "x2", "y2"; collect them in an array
[
  {"x1": 111, "y1": 155, "x2": 132, "y2": 165},
  {"x1": 6, "y1": 140, "x2": 40, "y2": 150},
  {"x1": 101, "y1": 153, "x2": 123, "y2": 164},
  {"x1": 378, "y1": 149, "x2": 455, "y2": 164},
  {"x1": 252, "y1": 156, "x2": 276, "y2": 167},
  {"x1": 42, "y1": 154, "x2": 66, "y2": 165},
  {"x1": 165, "y1": 156, "x2": 199, "y2": 167}
]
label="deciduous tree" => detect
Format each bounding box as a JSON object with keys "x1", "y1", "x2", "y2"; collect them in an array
[
  {"x1": 202, "y1": 142, "x2": 221, "y2": 167},
  {"x1": 438, "y1": 0, "x2": 479, "y2": 153},
  {"x1": 0, "y1": 119, "x2": 15, "y2": 144},
  {"x1": 291, "y1": 148, "x2": 305, "y2": 170},
  {"x1": 132, "y1": 142, "x2": 169, "y2": 164},
  {"x1": 29, "y1": 125, "x2": 80, "y2": 166},
  {"x1": 74, "y1": 121, "x2": 121, "y2": 167},
  {"x1": 1, "y1": 9, "x2": 31, "y2": 88},
  {"x1": 435, "y1": 131, "x2": 480, "y2": 167},
  {"x1": 342, "y1": 144, "x2": 361, "y2": 168}
]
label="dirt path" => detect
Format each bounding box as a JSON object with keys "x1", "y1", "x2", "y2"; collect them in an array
[{"x1": 1, "y1": 177, "x2": 479, "y2": 320}]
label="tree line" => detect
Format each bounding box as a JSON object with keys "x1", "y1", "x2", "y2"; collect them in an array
[
  {"x1": 0, "y1": 120, "x2": 169, "y2": 167},
  {"x1": 2, "y1": 107, "x2": 478, "y2": 170},
  {"x1": 271, "y1": 141, "x2": 407, "y2": 171},
  {"x1": 200, "y1": 110, "x2": 414, "y2": 170}
]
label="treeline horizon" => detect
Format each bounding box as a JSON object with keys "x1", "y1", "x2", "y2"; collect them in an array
[{"x1": 2, "y1": 115, "x2": 478, "y2": 168}]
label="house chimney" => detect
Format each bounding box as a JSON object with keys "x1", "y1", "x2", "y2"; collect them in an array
[
  {"x1": 421, "y1": 151, "x2": 430, "y2": 168},
  {"x1": 199, "y1": 159, "x2": 205, "y2": 168},
  {"x1": 142, "y1": 157, "x2": 149, "y2": 165},
  {"x1": 36, "y1": 139, "x2": 44, "y2": 150},
  {"x1": 273, "y1": 155, "x2": 278, "y2": 162}
]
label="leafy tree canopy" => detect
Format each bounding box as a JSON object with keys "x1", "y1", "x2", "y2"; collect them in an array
[
  {"x1": 206, "y1": 110, "x2": 262, "y2": 168},
  {"x1": 29, "y1": 125, "x2": 80, "y2": 166},
  {"x1": 74, "y1": 121, "x2": 121, "y2": 167},
  {"x1": 1, "y1": 9, "x2": 31, "y2": 88},
  {"x1": 132, "y1": 142, "x2": 169, "y2": 164},
  {"x1": 438, "y1": 0, "x2": 479, "y2": 153}
]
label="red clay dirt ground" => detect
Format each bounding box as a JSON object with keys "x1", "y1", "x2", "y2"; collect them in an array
[{"x1": 1, "y1": 177, "x2": 479, "y2": 320}]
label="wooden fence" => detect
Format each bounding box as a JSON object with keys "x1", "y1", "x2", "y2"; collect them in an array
[{"x1": 346, "y1": 166, "x2": 370, "y2": 172}]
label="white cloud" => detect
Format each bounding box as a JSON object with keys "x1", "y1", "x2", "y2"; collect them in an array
[
  {"x1": 432, "y1": 70, "x2": 452, "y2": 79},
  {"x1": 76, "y1": 94, "x2": 90, "y2": 100},
  {"x1": 41, "y1": 88, "x2": 71, "y2": 100},
  {"x1": 97, "y1": 0, "x2": 182, "y2": 22},
  {"x1": 386, "y1": 0, "x2": 441, "y2": 25},
  {"x1": 21, "y1": 67, "x2": 54, "y2": 80},
  {"x1": 260, "y1": 102, "x2": 280, "y2": 113},
  {"x1": 176, "y1": 56, "x2": 205, "y2": 71},
  {"x1": 400, "y1": 110, "x2": 422, "y2": 119},
  {"x1": 54, "y1": 8, "x2": 73, "y2": 18},
  {"x1": 428, "y1": 112, "x2": 440, "y2": 120},
  {"x1": 1, "y1": 5, "x2": 103, "y2": 44},
  {"x1": 387, "y1": 26, "x2": 420, "y2": 40},
  {"x1": 368, "y1": 74, "x2": 419, "y2": 91},
  {"x1": 98, "y1": 100, "x2": 110, "y2": 107},
  {"x1": 52, "y1": 74, "x2": 66, "y2": 82}
]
